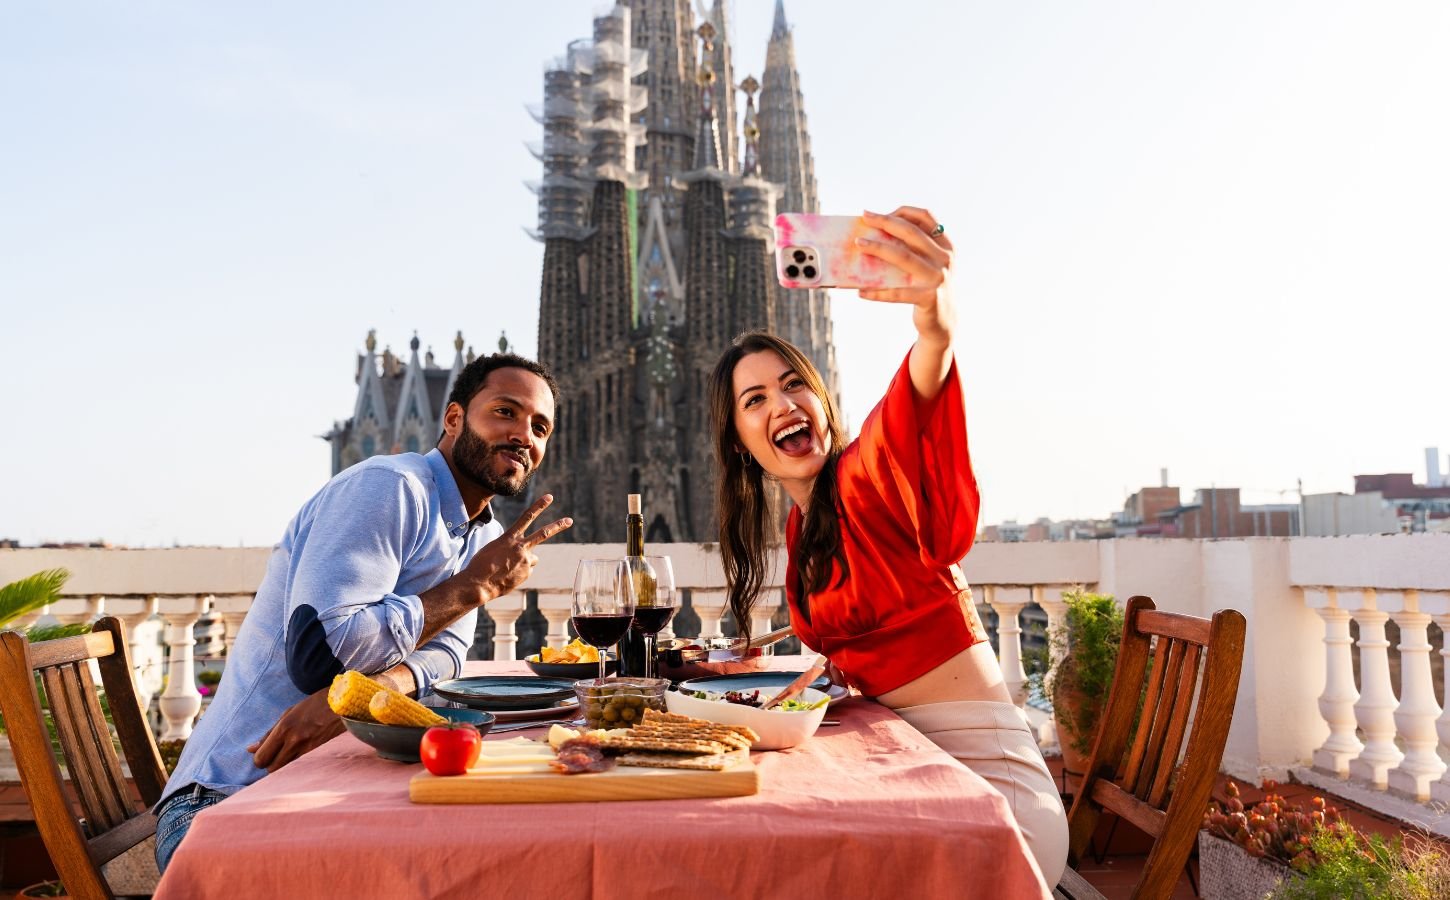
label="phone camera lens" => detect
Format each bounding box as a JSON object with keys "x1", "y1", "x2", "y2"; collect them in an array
[
  {"x1": 792, "y1": 249, "x2": 808, "y2": 264},
  {"x1": 786, "y1": 265, "x2": 801, "y2": 278},
  {"x1": 802, "y1": 266, "x2": 817, "y2": 279}
]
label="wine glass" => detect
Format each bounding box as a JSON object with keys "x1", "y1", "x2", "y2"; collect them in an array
[
  {"x1": 571, "y1": 558, "x2": 637, "y2": 681},
  {"x1": 631, "y1": 555, "x2": 677, "y2": 680}
]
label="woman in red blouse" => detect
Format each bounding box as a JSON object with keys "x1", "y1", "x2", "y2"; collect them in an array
[{"x1": 708, "y1": 206, "x2": 1067, "y2": 887}]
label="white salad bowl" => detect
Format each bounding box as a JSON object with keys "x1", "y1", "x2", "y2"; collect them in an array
[{"x1": 665, "y1": 686, "x2": 830, "y2": 750}]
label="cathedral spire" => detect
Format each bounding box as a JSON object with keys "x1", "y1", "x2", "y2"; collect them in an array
[
  {"x1": 772, "y1": 0, "x2": 789, "y2": 39},
  {"x1": 739, "y1": 75, "x2": 760, "y2": 176},
  {"x1": 708, "y1": 0, "x2": 738, "y2": 174},
  {"x1": 692, "y1": 21, "x2": 723, "y2": 171}
]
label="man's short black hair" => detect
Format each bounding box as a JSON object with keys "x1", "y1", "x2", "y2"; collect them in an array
[{"x1": 446, "y1": 352, "x2": 560, "y2": 413}]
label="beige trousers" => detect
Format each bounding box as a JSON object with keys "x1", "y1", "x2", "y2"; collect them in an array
[{"x1": 896, "y1": 700, "x2": 1069, "y2": 888}]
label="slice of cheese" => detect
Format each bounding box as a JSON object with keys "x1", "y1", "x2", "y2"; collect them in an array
[
  {"x1": 474, "y1": 753, "x2": 556, "y2": 765},
  {"x1": 464, "y1": 763, "x2": 558, "y2": 776}
]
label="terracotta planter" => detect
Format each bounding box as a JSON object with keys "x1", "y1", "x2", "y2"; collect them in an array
[
  {"x1": 1198, "y1": 831, "x2": 1302, "y2": 900},
  {"x1": 1051, "y1": 683, "x2": 1095, "y2": 777}
]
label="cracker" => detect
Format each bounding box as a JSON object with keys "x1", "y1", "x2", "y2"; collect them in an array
[
  {"x1": 629, "y1": 725, "x2": 753, "y2": 750},
  {"x1": 597, "y1": 732, "x2": 728, "y2": 755},
  {"x1": 617, "y1": 751, "x2": 730, "y2": 771},
  {"x1": 642, "y1": 709, "x2": 761, "y2": 744}
]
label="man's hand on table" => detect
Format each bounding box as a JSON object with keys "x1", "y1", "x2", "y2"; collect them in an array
[{"x1": 249, "y1": 688, "x2": 343, "y2": 773}]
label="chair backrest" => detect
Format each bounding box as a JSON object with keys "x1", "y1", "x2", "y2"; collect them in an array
[
  {"x1": 1064, "y1": 596, "x2": 1246, "y2": 900},
  {"x1": 0, "y1": 616, "x2": 168, "y2": 900}
]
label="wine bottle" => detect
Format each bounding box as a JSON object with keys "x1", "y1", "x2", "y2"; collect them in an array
[{"x1": 618, "y1": 493, "x2": 656, "y2": 677}]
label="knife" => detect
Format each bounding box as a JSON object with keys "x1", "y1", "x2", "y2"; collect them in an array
[{"x1": 761, "y1": 654, "x2": 830, "y2": 710}]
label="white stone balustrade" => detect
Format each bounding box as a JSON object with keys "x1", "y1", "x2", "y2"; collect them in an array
[
  {"x1": 986, "y1": 586, "x2": 1032, "y2": 708},
  {"x1": 1343, "y1": 590, "x2": 1404, "y2": 788},
  {"x1": 1381, "y1": 591, "x2": 1446, "y2": 800},
  {"x1": 1305, "y1": 588, "x2": 1362, "y2": 776},
  {"x1": 7, "y1": 535, "x2": 1450, "y2": 835},
  {"x1": 156, "y1": 594, "x2": 210, "y2": 742}
]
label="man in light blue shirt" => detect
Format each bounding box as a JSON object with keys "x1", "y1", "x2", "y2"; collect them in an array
[{"x1": 155, "y1": 352, "x2": 572, "y2": 872}]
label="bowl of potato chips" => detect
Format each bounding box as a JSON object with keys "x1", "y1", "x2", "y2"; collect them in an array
[{"x1": 525, "y1": 638, "x2": 618, "y2": 679}]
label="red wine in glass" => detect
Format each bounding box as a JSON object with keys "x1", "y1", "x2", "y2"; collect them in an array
[
  {"x1": 572, "y1": 613, "x2": 634, "y2": 648},
  {"x1": 631, "y1": 606, "x2": 676, "y2": 636}
]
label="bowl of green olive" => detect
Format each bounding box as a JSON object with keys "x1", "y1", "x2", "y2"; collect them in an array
[{"x1": 573, "y1": 677, "x2": 669, "y2": 730}]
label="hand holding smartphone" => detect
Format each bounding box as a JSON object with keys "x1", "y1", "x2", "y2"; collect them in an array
[{"x1": 773, "y1": 213, "x2": 915, "y2": 290}]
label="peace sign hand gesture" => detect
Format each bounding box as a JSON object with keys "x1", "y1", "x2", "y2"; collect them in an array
[{"x1": 463, "y1": 494, "x2": 573, "y2": 604}]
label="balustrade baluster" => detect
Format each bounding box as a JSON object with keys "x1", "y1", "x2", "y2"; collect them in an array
[
  {"x1": 1344, "y1": 589, "x2": 1403, "y2": 788},
  {"x1": 537, "y1": 593, "x2": 573, "y2": 650},
  {"x1": 484, "y1": 594, "x2": 525, "y2": 661},
  {"x1": 210, "y1": 594, "x2": 253, "y2": 659},
  {"x1": 988, "y1": 586, "x2": 1030, "y2": 708},
  {"x1": 1305, "y1": 587, "x2": 1363, "y2": 776},
  {"x1": 691, "y1": 590, "x2": 727, "y2": 640},
  {"x1": 1383, "y1": 591, "x2": 1446, "y2": 800},
  {"x1": 157, "y1": 595, "x2": 210, "y2": 742},
  {"x1": 1423, "y1": 592, "x2": 1450, "y2": 806}
]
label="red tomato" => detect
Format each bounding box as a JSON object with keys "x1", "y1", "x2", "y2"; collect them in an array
[{"x1": 419, "y1": 723, "x2": 482, "y2": 776}]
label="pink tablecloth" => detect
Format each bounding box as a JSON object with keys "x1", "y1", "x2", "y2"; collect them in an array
[{"x1": 154, "y1": 659, "x2": 1049, "y2": 900}]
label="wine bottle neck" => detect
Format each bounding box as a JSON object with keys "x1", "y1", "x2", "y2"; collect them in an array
[{"x1": 626, "y1": 514, "x2": 645, "y2": 557}]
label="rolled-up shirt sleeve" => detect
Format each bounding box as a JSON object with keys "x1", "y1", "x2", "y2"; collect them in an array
[
  {"x1": 403, "y1": 610, "x2": 476, "y2": 696},
  {"x1": 282, "y1": 468, "x2": 430, "y2": 694}
]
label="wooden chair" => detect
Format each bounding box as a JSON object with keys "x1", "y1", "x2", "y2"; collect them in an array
[
  {"x1": 1054, "y1": 596, "x2": 1247, "y2": 900},
  {"x1": 0, "y1": 617, "x2": 168, "y2": 900}
]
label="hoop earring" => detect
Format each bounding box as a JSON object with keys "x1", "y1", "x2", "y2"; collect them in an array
[{"x1": 739, "y1": 450, "x2": 755, "y2": 468}]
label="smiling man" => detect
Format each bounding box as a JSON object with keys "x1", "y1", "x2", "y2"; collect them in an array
[{"x1": 154, "y1": 352, "x2": 572, "y2": 873}]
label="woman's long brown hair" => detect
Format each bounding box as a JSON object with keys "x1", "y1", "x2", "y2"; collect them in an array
[{"x1": 708, "y1": 332, "x2": 849, "y2": 643}]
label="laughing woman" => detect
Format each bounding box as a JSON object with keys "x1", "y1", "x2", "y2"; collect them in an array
[{"x1": 709, "y1": 206, "x2": 1067, "y2": 887}]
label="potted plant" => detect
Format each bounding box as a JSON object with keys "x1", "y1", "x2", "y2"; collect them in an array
[
  {"x1": 197, "y1": 668, "x2": 223, "y2": 697},
  {"x1": 1026, "y1": 589, "x2": 1123, "y2": 776},
  {"x1": 1268, "y1": 823, "x2": 1450, "y2": 899},
  {"x1": 1200, "y1": 780, "x2": 1335, "y2": 898},
  {"x1": 17, "y1": 880, "x2": 68, "y2": 898}
]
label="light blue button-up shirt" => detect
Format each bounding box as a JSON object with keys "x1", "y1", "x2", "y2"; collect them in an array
[{"x1": 161, "y1": 448, "x2": 502, "y2": 803}]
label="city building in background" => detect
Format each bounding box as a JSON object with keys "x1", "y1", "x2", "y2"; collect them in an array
[
  {"x1": 979, "y1": 448, "x2": 1449, "y2": 542},
  {"x1": 530, "y1": 0, "x2": 837, "y2": 542},
  {"x1": 1303, "y1": 447, "x2": 1450, "y2": 536},
  {"x1": 1157, "y1": 488, "x2": 1299, "y2": 539}
]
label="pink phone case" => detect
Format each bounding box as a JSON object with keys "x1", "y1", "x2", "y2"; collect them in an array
[{"x1": 773, "y1": 213, "x2": 914, "y2": 290}]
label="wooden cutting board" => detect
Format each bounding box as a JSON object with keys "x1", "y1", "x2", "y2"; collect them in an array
[{"x1": 409, "y1": 756, "x2": 759, "y2": 804}]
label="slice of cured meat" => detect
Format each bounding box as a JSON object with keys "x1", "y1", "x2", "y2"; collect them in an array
[{"x1": 551, "y1": 738, "x2": 615, "y2": 775}]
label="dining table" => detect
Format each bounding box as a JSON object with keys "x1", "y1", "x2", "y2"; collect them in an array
[{"x1": 153, "y1": 657, "x2": 1051, "y2": 899}]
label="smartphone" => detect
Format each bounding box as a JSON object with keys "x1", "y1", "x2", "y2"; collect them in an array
[{"x1": 773, "y1": 213, "x2": 914, "y2": 290}]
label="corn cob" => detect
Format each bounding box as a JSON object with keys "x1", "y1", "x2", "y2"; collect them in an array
[
  {"x1": 328, "y1": 670, "x2": 387, "y2": 721},
  {"x1": 368, "y1": 687, "x2": 447, "y2": 727}
]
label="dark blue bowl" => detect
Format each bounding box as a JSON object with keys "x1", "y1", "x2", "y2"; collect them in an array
[{"x1": 341, "y1": 707, "x2": 495, "y2": 763}]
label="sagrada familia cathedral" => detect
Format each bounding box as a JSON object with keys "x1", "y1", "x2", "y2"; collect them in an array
[
  {"x1": 327, "y1": 1, "x2": 836, "y2": 543},
  {"x1": 531, "y1": 0, "x2": 837, "y2": 542}
]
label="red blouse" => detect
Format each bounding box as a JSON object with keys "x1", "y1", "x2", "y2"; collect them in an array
[{"x1": 785, "y1": 349, "x2": 983, "y2": 697}]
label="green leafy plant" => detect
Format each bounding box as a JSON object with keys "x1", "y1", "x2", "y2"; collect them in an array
[
  {"x1": 19, "y1": 880, "x2": 68, "y2": 898},
  {"x1": 1025, "y1": 589, "x2": 1123, "y2": 755},
  {"x1": 0, "y1": 568, "x2": 70, "y2": 632},
  {"x1": 1265, "y1": 826, "x2": 1450, "y2": 899}
]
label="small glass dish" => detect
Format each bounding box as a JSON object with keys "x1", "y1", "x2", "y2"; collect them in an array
[{"x1": 573, "y1": 676, "x2": 669, "y2": 730}]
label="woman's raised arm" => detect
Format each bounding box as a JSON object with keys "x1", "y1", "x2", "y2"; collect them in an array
[{"x1": 856, "y1": 206, "x2": 957, "y2": 404}]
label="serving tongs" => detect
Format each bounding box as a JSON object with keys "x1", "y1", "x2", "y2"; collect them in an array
[{"x1": 762, "y1": 654, "x2": 830, "y2": 711}]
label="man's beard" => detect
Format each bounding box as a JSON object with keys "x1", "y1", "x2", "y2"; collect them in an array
[{"x1": 452, "y1": 419, "x2": 535, "y2": 497}]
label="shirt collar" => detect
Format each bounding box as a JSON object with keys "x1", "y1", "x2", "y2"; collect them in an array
[{"x1": 426, "y1": 448, "x2": 494, "y2": 539}]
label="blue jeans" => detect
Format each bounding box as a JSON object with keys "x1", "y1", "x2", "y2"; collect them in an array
[{"x1": 154, "y1": 783, "x2": 229, "y2": 873}]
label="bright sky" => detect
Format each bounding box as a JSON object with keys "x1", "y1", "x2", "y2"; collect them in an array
[{"x1": 3, "y1": 1, "x2": 1447, "y2": 547}]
